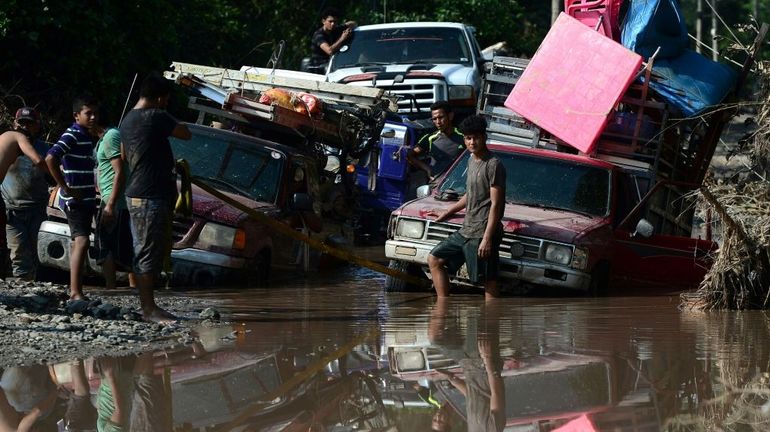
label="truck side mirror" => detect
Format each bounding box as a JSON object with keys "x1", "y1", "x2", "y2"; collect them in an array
[
  {"x1": 416, "y1": 185, "x2": 430, "y2": 198},
  {"x1": 291, "y1": 193, "x2": 314, "y2": 212},
  {"x1": 631, "y1": 219, "x2": 654, "y2": 238}
]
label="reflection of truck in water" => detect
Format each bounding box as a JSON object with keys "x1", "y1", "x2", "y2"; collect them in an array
[{"x1": 384, "y1": 56, "x2": 722, "y2": 294}]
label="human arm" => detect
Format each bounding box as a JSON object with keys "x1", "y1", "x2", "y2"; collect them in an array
[
  {"x1": 172, "y1": 123, "x2": 191, "y2": 140},
  {"x1": 407, "y1": 146, "x2": 434, "y2": 178},
  {"x1": 16, "y1": 388, "x2": 58, "y2": 432},
  {"x1": 319, "y1": 26, "x2": 353, "y2": 56},
  {"x1": 102, "y1": 157, "x2": 125, "y2": 224},
  {"x1": 45, "y1": 154, "x2": 80, "y2": 200},
  {"x1": 437, "y1": 370, "x2": 467, "y2": 397},
  {"x1": 426, "y1": 194, "x2": 467, "y2": 223},
  {"x1": 15, "y1": 132, "x2": 46, "y2": 172}
]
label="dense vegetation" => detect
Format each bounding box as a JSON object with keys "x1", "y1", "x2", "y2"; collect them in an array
[{"x1": 0, "y1": 0, "x2": 764, "y2": 134}]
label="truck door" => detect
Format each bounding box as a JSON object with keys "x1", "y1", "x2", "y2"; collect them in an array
[{"x1": 610, "y1": 174, "x2": 716, "y2": 291}]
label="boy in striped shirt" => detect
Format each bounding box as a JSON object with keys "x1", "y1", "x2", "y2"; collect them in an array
[{"x1": 46, "y1": 96, "x2": 98, "y2": 301}]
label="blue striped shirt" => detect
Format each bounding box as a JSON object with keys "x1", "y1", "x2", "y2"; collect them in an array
[{"x1": 47, "y1": 123, "x2": 97, "y2": 208}]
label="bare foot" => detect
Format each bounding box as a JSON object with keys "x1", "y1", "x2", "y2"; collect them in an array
[
  {"x1": 70, "y1": 293, "x2": 86, "y2": 301},
  {"x1": 142, "y1": 307, "x2": 177, "y2": 324}
]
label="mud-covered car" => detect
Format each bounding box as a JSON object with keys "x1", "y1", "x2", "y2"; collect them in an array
[{"x1": 37, "y1": 123, "x2": 345, "y2": 286}]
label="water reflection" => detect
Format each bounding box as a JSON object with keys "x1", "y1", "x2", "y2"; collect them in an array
[{"x1": 6, "y1": 276, "x2": 770, "y2": 431}]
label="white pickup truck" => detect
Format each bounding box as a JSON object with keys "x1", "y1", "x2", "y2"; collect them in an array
[{"x1": 325, "y1": 22, "x2": 486, "y2": 118}]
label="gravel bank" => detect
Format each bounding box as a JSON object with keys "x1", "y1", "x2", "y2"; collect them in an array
[{"x1": 0, "y1": 280, "x2": 225, "y2": 367}]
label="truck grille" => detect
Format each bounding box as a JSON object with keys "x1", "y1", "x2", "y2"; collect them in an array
[
  {"x1": 426, "y1": 221, "x2": 542, "y2": 260},
  {"x1": 172, "y1": 217, "x2": 195, "y2": 243},
  {"x1": 377, "y1": 82, "x2": 443, "y2": 113}
]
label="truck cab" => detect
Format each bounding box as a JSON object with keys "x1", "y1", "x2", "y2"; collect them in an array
[
  {"x1": 385, "y1": 144, "x2": 715, "y2": 294},
  {"x1": 326, "y1": 22, "x2": 485, "y2": 119}
]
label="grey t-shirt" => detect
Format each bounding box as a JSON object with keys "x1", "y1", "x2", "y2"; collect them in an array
[{"x1": 459, "y1": 153, "x2": 506, "y2": 239}]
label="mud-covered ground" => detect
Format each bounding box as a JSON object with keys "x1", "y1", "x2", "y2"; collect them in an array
[{"x1": 0, "y1": 279, "x2": 226, "y2": 367}]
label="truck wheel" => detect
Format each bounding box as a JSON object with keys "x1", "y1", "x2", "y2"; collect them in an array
[
  {"x1": 384, "y1": 260, "x2": 420, "y2": 292},
  {"x1": 588, "y1": 263, "x2": 609, "y2": 297}
]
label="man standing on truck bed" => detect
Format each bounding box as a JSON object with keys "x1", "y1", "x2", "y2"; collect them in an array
[
  {"x1": 310, "y1": 8, "x2": 356, "y2": 71},
  {"x1": 408, "y1": 101, "x2": 464, "y2": 189},
  {"x1": 121, "y1": 72, "x2": 191, "y2": 323},
  {"x1": 426, "y1": 115, "x2": 506, "y2": 299}
]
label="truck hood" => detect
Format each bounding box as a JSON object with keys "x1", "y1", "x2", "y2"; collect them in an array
[
  {"x1": 190, "y1": 184, "x2": 277, "y2": 226},
  {"x1": 398, "y1": 197, "x2": 608, "y2": 244},
  {"x1": 328, "y1": 63, "x2": 474, "y2": 85}
]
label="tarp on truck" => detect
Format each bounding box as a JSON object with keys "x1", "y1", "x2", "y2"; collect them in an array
[
  {"x1": 621, "y1": 0, "x2": 738, "y2": 117},
  {"x1": 620, "y1": 0, "x2": 689, "y2": 59}
]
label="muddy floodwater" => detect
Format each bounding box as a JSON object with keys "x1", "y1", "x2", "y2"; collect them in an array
[{"x1": 8, "y1": 266, "x2": 770, "y2": 431}]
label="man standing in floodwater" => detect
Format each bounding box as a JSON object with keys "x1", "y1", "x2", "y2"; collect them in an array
[
  {"x1": 2, "y1": 107, "x2": 50, "y2": 280},
  {"x1": 427, "y1": 115, "x2": 506, "y2": 299},
  {"x1": 46, "y1": 97, "x2": 99, "y2": 301},
  {"x1": 120, "y1": 72, "x2": 190, "y2": 323}
]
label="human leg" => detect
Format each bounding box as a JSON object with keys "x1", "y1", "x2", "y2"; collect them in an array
[
  {"x1": 69, "y1": 235, "x2": 90, "y2": 300},
  {"x1": 428, "y1": 254, "x2": 451, "y2": 297},
  {"x1": 65, "y1": 204, "x2": 95, "y2": 299},
  {"x1": 429, "y1": 232, "x2": 469, "y2": 297},
  {"x1": 128, "y1": 198, "x2": 176, "y2": 322},
  {"x1": 6, "y1": 207, "x2": 45, "y2": 280}
]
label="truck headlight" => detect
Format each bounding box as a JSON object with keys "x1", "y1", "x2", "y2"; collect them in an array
[
  {"x1": 199, "y1": 223, "x2": 246, "y2": 250},
  {"x1": 396, "y1": 219, "x2": 425, "y2": 239},
  {"x1": 448, "y1": 85, "x2": 474, "y2": 101},
  {"x1": 571, "y1": 247, "x2": 588, "y2": 270},
  {"x1": 544, "y1": 243, "x2": 572, "y2": 266}
]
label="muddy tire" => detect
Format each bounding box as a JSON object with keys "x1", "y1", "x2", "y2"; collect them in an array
[{"x1": 384, "y1": 260, "x2": 420, "y2": 292}]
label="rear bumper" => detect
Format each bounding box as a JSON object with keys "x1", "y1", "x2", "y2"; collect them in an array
[{"x1": 385, "y1": 239, "x2": 591, "y2": 291}]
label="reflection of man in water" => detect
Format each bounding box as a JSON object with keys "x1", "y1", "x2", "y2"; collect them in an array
[
  {"x1": 0, "y1": 364, "x2": 59, "y2": 430},
  {"x1": 429, "y1": 298, "x2": 506, "y2": 431}
]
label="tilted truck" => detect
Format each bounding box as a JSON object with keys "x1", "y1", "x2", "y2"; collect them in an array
[{"x1": 383, "y1": 56, "x2": 723, "y2": 294}]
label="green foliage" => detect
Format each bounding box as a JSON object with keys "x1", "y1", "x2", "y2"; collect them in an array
[{"x1": 0, "y1": 0, "x2": 764, "y2": 132}]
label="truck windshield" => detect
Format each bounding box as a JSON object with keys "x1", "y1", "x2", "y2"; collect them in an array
[
  {"x1": 440, "y1": 152, "x2": 611, "y2": 217},
  {"x1": 330, "y1": 27, "x2": 473, "y2": 71},
  {"x1": 170, "y1": 132, "x2": 284, "y2": 204}
]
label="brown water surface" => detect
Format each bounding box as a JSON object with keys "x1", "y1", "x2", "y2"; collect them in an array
[{"x1": 15, "y1": 266, "x2": 770, "y2": 431}]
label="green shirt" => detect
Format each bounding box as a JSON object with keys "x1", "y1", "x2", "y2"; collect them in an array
[{"x1": 95, "y1": 128, "x2": 128, "y2": 210}]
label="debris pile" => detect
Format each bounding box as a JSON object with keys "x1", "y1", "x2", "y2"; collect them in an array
[{"x1": 683, "y1": 60, "x2": 770, "y2": 310}]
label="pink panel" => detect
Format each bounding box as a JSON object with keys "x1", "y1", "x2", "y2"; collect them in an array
[{"x1": 504, "y1": 13, "x2": 642, "y2": 154}]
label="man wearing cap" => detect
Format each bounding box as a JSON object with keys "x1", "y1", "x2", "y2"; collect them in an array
[{"x1": 0, "y1": 107, "x2": 49, "y2": 277}]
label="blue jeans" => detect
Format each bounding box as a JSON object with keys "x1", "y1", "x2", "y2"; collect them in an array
[
  {"x1": 127, "y1": 198, "x2": 173, "y2": 276},
  {"x1": 6, "y1": 206, "x2": 46, "y2": 278}
]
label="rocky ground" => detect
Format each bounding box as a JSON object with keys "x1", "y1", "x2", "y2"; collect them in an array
[{"x1": 0, "y1": 279, "x2": 226, "y2": 367}]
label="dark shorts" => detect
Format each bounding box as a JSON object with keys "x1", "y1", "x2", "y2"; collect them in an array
[
  {"x1": 96, "y1": 206, "x2": 134, "y2": 270},
  {"x1": 127, "y1": 197, "x2": 173, "y2": 275},
  {"x1": 430, "y1": 231, "x2": 501, "y2": 283},
  {"x1": 64, "y1": 203, "x2": 96, "y2": 240}
]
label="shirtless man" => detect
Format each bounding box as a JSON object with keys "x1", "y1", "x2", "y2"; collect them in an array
[{"x1": 0, "y1": 108, "x2": 48, "y2": 275}]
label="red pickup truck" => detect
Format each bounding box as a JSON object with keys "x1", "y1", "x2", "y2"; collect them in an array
[{"x1": 384, "y1": 143, "x2": 716, "y2": 294}]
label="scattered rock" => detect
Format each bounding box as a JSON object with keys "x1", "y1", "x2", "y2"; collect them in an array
[{"x1": 199, "y1": 307, "x2": 221, "y2": 321}]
